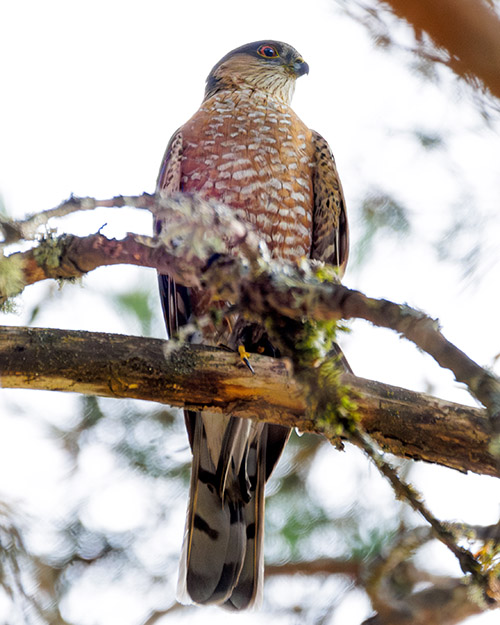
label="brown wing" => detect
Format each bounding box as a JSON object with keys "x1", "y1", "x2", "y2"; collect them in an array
[
  {"x1": 310, "y1": 130, "x2": 349, "y2": 276},
  {"x1": 156, "y1": 128, "x2": 183, "y2": 193},
  {"x1": 155, "y1": 129, "x2": 193, "y2": 338},
  {"x1": 310, "y1": 130, "x2": 353, "y2": 374}
]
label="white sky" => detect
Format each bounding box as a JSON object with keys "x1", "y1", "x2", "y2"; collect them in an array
[{"x1": 1, "y1": 1, "x2": 500, "y2": 624}]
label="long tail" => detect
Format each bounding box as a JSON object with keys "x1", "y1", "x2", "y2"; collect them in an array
[{"x1": 177, "y1": 411, "x2": 289, "y2": 609}]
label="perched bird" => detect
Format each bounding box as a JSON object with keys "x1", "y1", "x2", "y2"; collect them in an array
[{"x1": 156, "y1": 40, "x2": 349, "y2": 609}]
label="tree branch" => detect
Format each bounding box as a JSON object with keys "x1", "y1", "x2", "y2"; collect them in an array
[
  {"x1": 265, "y1": 557, "x2": 361, "y2": 578},
  {"x1": 3, "y1": 193, "x2": 499, "y2": 425},
  {"x1": 0, "y1": 193, "x2": 157, "y2": 244},
  {"x1": 363, "y1": 578, "x2": 488, "y2": 625},
  {"x1": 380, "y1": 0, "x2": 500, "y2": 100},
  {"x1": 3, "y1": 232, "x2": 195, "y2": 292},
  {"x1": 362, "y1": 524, "x2": 499, "y2": 624},
  {"x1": 0, "y1": 325, "x2": 496, "y2": 477}
]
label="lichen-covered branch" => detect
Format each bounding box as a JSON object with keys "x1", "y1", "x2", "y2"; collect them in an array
[
  {"x1": 0, "y1": 193, "x2": 256, "y2": 299},
  {"x1": 2, "y1": 193, "x2": 499, "y2": 425},
  {"x1": 0, "y1": 325, "x2": 497, "y2": 477},
  {"x1": 2, "y1": 232, "x2": 200, "y2": 296}
]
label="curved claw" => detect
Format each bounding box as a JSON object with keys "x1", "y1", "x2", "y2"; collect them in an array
[{"x1": 238, "y1": 345, "x2": 255, "y2": 375}]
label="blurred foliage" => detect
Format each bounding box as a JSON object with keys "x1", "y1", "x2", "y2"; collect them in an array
[
  {"x1": 75, "y1": 395, "x2": 185, "y2": 481},
  {"x1": 266, "y1": 434, "x2": 332, "y2": 560},
  {"x1": 334, "y1": 0, "x2": 447, "y2": 85},
  {"x1": 354, "y1": 190, "x2": 410, "y2": 266},
  {"x1": 0, "y1": 396, "x2": 191, "y2": 624},
  {"x1": 435, "y1": 202, "x2": 485, "y2": 287},
  {"x1": 0, "y1": 504, "x2": 65, "y2": 625},
  {"x1": 347, "y1": 525, "x2": 398, "y2": 561},
  {"x1": 0, "y1": 392, "x2": 402, "y2": 624},
  {"x1": 113, "y1": 290, "x2": 156, "y2": 337},
  {"x1": 333, "y1": 0, "x2": 500, "y2": 120},
  {"x1": 413, "y1": 129, "x2": 445, "y2": 151}
]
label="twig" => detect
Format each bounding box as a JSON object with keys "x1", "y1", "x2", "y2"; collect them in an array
[
  {"x1": 265, "y1": 557, "x2": 360, "y2": 578},
  {"x1": 350, "y1": 429, "x2": 486, "y2": 584},
  {"x1": 0, "y1": 193, "x2": 157, "y2": 244}
]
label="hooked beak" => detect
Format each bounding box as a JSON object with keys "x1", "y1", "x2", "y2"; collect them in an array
[{"x1": 293, "y1": 57, "x2": 309, "y2": 77}]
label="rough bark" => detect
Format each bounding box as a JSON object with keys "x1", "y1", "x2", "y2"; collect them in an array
[{"x1": 1, "y1": 325, "x2": 496, "y2": 477}]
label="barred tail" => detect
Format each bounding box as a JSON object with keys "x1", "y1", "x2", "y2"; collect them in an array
[{"x1": 177, "y1": 411, "x2": 288, "y2": 609}]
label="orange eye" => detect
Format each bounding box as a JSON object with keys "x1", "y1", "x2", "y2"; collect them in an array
[{"x1": 257, "y1": 45, "x2": 279, "y2": 58}]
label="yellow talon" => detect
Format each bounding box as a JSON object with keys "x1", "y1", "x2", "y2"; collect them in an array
[
  {"x1": 238, "y1": 345, "x2": 255, "y2": 375},
  {"x1": 238, "y1": 345, "x2": 250, "y2": 360}
]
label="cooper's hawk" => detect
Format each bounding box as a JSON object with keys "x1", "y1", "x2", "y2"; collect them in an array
[{"x1": 156, "y1": 41, "x2": 349, "y2": 609}]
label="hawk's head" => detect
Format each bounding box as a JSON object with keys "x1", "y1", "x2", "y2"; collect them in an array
[{"x1": 205, "y1": 41, "x2": 309, "y2": 104}]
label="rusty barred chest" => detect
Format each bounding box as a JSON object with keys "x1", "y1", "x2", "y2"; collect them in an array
[{"x1": 180, "y1": 89, "x2": 315, "y2": 260}]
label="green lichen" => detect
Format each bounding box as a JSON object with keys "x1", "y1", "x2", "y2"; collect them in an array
[
  {"x1": 312, "y1": 262, "x2": 341, "y2": 284},
  {"x1": 276, "y1": 315, "x2": 360, "y2": 441},
  {"x1": 0, "y1": 298, "x2": 18, "y2": 313},
  {"x1": 476, "y1": 540, "x2": 500, "y2": 572},
  {"x1": 56, "y1": 276, "x2": 79, "y2": 290},
  {"x1": 33, "y1": 232, "x2": 64, "y2": 270},
  {"x1": 0, "y1": 254, "x2": 26, "y2": 300},
  {"x1": 489, "y1": 434, "x2": 500, "y2": 459},
  {"x1": 466, "y1": 539, "x2": 500, "y2": 608},
  {"x1": 248, "y1": 256, "x2": 360, "y2": 440},
  {"x1": 306, "y1": 358, "x2": 361, "y2": 440},
  {"x1": 294, "y1": 318, "x2": 338, "y2": 365}
]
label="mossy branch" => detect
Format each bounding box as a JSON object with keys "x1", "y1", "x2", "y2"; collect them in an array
[{"x1": 2, "y1": 192, "x2": 499, "y2": 426}]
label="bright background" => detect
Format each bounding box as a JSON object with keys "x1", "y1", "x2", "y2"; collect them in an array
[{"x1": 1, "y1": 1, "x2": 499, "y2": 624}]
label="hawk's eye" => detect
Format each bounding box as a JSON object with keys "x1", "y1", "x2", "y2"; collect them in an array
[{"x1": 257, "y1": 45, "x2": 279, "y2": 58}]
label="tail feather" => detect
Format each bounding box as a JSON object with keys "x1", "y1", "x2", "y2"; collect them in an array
[
  {"x1": 186, "y1": 484, "x2": 246, "y2": 604},
  {"x1": 216, "y1": 418, "x2": 252, "y2": 499},
  {"x1": 177, "y1": 412, "x2": 289, "y2": 609},
  {"x1": 224, "y1": 433, "x2": 267, "y2": 610}
]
